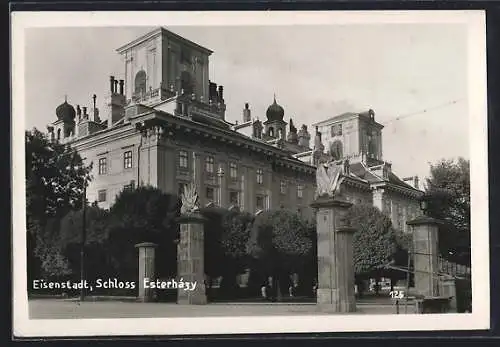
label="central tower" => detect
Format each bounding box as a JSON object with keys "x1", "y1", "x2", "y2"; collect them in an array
[
  {"x1": 116, "y1": 27, "x2": 212, "y2": 106},
  {"x1": 313, "y1": 109, "x2": 384, "y2": 164}
]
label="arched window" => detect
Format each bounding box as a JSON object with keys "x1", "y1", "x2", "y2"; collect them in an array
[
  {"x1": 134, "y1": 70, "x2": 147, "y2": 95},
  {"x1": 180, "y1": 71, "x2": 193, "y2": 95},
  {"x1": 57, "y1": 128, "x2": 61, "y2": 140},
  {"x1": 268, "y1": 127, "x2": 274, "y2": 137}
]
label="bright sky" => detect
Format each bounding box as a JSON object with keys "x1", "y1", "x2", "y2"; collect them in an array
[{"x1": 25, "y1": 24, "x2": 469, "y2": 183}]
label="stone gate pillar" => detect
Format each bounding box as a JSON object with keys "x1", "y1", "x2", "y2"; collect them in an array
[
  {"x1": 135, "y1": 242, "x2": 158, "y2": 302},
  {"x1": 311, "y1": 197, "x2": 356, "y2": 313},
  {"x1": 407, "y1": 216, "x2": 441, "y2": 297},
  {"x1": 177, "y1": 212, "x2": 207, "y2": 305}
]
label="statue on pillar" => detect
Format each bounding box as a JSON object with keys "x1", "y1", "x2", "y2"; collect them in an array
[
  {"x1": 181, "y1": 181, "x2": 200, "y2": 214},
  {"x1": 315, "y1": 161, "x2": 344, "y2": 199}
]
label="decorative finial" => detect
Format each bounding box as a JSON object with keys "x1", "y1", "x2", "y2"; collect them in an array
[{"x1": 64, "y1": 95, "x2": 67, "y2": 102}]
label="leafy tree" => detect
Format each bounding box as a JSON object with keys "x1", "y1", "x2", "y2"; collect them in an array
[
  {"x1": 345, "y1": 203, "x2": 401, "y2": 294},
  {"x1": 106, "y1": 186, "x2": 180, "y2": 281},
  {"x1": 59, "y1": 205, "x2": 110, "y2": 281},
  {"x1": 25, "y1": 128, "x2": 92, "y2": 280},
  {"x1": 25, "y1": 128, "x2": 92, "y2": 223},
  {"x1": 200, "y1": 207, "x2": 253, "y2": 299},
  {"x1": 247, "y1": 210, "x2": 313, "y2": 300},
  {"x1": 425, "y1": 157, "x2": 471, "y2": 264}
]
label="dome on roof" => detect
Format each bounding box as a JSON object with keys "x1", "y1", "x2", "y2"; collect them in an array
[
  {"x1": 56, "y1": 99, "x2": 76, "y2": 122},
  {"x1": 266, "y1": 96, "x2": 284, "y2": 122}
]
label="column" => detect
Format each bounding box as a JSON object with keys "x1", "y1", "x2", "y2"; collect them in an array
[
  {"x1": 177, "y1": 212, "x2": 207, "y2": 305},
  {"x1": 135, "y1": 242, "x2": 158, "y2": 302},
  {"x1": 407, "y1": 216, "x2": 440, "y2": 297},
  {"x1": 372, "y1": 189, "x2": 384, "y2": 212},
  {"x1": 246, "y1": 166, "x2": 255, "y2": 212},
  {"x1": 193, "y1": 152, "x2": 204, "y2": 205},
  {"x1": 218, "y1": 163, "x2": 228, "y2": 207},
  {"x1": 311, "y1": 197, "x2": 356, "y2": 313}
]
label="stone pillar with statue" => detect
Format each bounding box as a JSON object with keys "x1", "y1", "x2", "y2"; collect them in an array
[
  {"x1": 310, "y1": 161, "x2": 356, "y2": 313},
  {"x1": 176, "y1": 156, "x2": 208, "y2": 305}
]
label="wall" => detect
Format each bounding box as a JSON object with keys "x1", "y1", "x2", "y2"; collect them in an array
[{"x1": 75, "y1": 127, "x2": 141, "y2": 209}]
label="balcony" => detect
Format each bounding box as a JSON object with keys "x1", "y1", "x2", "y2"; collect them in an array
[{"x1": 129, "y1": 87, "x2": 177, "y2": 105}]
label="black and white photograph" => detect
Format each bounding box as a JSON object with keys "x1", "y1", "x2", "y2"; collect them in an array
[{"x1": 12, "y1": 10, "x2": 489, "y2": 337}]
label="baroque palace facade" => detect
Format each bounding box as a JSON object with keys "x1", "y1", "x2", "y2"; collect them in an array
[{"x1": 47, "y1": 27, "x2": 422, "y2": 232}]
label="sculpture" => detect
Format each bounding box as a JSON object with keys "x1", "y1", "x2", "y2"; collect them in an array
[
  {"x1": 180, "y1": 181, "x2": 200, "y2": 214},
  {"x1": 315, "y1": 161, "x2": 344, "y2": 198}
]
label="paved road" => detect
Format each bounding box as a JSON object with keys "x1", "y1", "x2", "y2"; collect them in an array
[{"x1": 29, "y1": 299, "x2": 415, "y2": 319}]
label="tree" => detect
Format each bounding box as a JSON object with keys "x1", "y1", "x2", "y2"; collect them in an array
[
  {"x1": 25, "y1": 128, "x2": 92, "y2": 279},
  {"x1": 425, "y1": 157, "x2": 471, "y2": 264},
  {"x1": 247, "y1": 210, "x2": 313, "y2": 300},
  {"x1": 106, "y1": 186, "x2": 180, "y2": 281},
  {"x1": 345, "y1": 203, "x2": 401, "y2": 294},
  {"x1": 199, "y1": 207, "x2": 254, "y2": 299},
  {"x1": 59, "y1": 205, "x2": 110, "y2": 281}
]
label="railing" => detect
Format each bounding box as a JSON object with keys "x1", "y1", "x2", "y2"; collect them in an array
[
  {"x1": 131, "y1": 88, "x2": 177, "y2": 104},
  {"x1": 438, "y1": 257, "x2": 471, "y2": 278}
]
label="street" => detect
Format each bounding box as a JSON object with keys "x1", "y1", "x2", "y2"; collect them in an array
[{"x1": 28, "y1": 299, "x2": 415, "y2": 319}]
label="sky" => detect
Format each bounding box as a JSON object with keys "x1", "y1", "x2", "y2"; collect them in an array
[{"x1": 24, "y1": 24, "x2": 469, "y2": 183}]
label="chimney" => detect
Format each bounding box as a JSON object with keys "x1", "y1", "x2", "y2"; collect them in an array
[
  {"x1": 92, "y1": 94, "x2": 97, "y2": 110},
  {"x1": 119, "y1": 80, "x2": 124, "y2": 95},
  {"x1": 114, "y1": 80, "x2": 118, "y2": 94},
  {"x1": 243, "y1": 103, "x2": 251, "y2": 122},
  {"x1": 109, "y1": 76, "x2": 115, "y2": 94}
]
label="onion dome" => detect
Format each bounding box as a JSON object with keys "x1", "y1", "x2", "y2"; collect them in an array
[
  {"x1": 56, "y1": 97, "x2": 76, "y2": 122},
  {"x1": 266, "y1": 95, "x2": 284, "y2": 122}
]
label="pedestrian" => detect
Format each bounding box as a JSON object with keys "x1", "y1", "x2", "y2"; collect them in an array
[{"x1": 261, "y1": 284, "x2": 267, "y2": 300}]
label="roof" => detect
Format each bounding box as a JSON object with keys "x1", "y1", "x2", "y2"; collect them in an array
[
  {"x1": 312, "y1": 112, "x2": 358, "y2": 126},
  {"x1": 116, "y1": 27, "x2": 213, "y2": 55},
  {"x1": 312, "y1": 110, "x2": 384, "y2": 129},
  {"x1": 345, "y1": 161, "x2": 421, "y2": 192}
]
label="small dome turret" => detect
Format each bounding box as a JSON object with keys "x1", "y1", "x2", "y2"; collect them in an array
[
  {"x1": 56, "y1": 97, "x2": 76, "y2": 122},
  {"x1": 266, "y1": 95, "x2": 284, "y2": 122}
]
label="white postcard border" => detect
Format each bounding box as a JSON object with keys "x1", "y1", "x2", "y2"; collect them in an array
[{"x1": 11, "y1": 10, "x2": 490, "y2": 337}]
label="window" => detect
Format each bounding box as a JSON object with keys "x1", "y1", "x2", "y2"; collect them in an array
[
  {"x1": 179, "y1": 151, "x2": 188, "y2": 169},
  {"x1": 124, "y1": 180, "x2": 135, "y2": 191},
  {"x1": 135, "y1": 70, "x2": 147, "y2": 95},
  {"x1": 98, "y1": 157, "x2": 107, "y2": 175},
  {"x1": 297, "y1": 184, "x2": 304, "y2": 198},
  {"x1": 331, "y1": 124, "x2": 343, "y2": 137},
  {"x1": 256, "y1": 196, "x2": 264, "y2": 210},
  {"x1": 256, "y1": 169, "x2": 264, "y2": 185},
  {"x1": 205, "y1": 156, "x2": 215, "y2": 174},
  {"x1": 230, "y1": 162, "x2": 238, "y2": 180},
  {"x1": 280, "y1": 181, "x2": 287, "y2": 194},
  {"x1": 229, "y1": 191, "x2": 239, "y2": 205},
  {"x1": 206, "y1": 187, "x2": 215, "y2": 201},
  {"x1": 97, "y1": 189, "x2": 107, "y2": 202},
  {"x1": 124, "y1": 151, "x2": 133, "y2": 169}
]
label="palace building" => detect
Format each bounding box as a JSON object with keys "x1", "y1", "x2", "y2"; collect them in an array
[{"x1": 47, "y1": 27, "x2": 422, "y2": 232}]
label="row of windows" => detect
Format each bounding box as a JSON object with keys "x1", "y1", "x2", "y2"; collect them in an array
[
  {"x1": 178, "y1": 183, "x2": 267, "y2": 209},
  {"x1": 97, "y1": 180, "x2": 135, "y2": 202},
  {"x1": 98, "y1": 150, "x2": 133, "y2": 175},
  {"x1": 178, "y1": 151, "x2": 303, "y2": 196}
]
